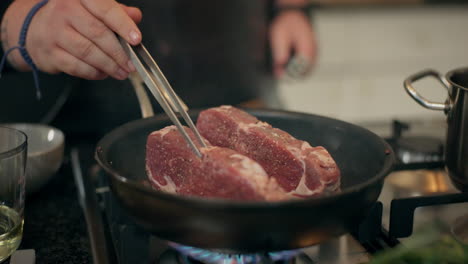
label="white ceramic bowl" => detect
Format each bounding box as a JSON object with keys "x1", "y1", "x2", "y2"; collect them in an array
[{"x1": 4, "y1": 123, "x2": 65, "y2": 194}]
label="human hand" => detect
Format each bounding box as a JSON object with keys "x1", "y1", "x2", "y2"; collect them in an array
[
  {"x1": 2, "y1": 0, "x2": 142, "y2": 80},
  {"x1": 269, "y1": 10, "x2": 317, "y2": 79}
]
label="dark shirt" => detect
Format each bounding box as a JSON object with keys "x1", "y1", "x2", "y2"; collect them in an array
[{"x1": 54, "y1": 0, "x2": 275, "y2": 135}]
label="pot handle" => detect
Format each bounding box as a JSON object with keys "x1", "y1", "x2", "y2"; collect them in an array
[
  {"x1": 128, "y1": 72, "x2": 155, "y2": 118},
  {"x1": 404, "y1": 69, "x2": 451, "y2": 112}
]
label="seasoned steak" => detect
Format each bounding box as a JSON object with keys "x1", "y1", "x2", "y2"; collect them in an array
[
  {"x1": 196, "y1": 106, "x2": 341, "y2": 196},
  {"x1": 145, "y1": 126, "x2": 289, "y2": 201}
]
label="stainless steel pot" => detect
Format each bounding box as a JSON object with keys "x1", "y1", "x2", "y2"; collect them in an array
[{"x1": 404, "y1": 67, "x2": 468, "y2": 192}]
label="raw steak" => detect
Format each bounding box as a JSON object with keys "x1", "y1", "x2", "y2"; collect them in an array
[
  {"x1": 196, "y1": 106, "x2": 341, "y2": 197},
  {"x1": 146, "y1": 126, "x2": 289, "y2": 201}
]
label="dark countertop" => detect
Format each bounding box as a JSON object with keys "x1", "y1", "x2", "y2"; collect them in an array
[{"x1": 17, "y1": 154, "x2": 92, "y2": 264}]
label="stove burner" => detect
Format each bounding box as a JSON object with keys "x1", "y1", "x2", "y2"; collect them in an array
[
  {"x1": 169, "y1": 243, "x2": 300, "y2": 264},
  {"x1": 386, "y1": 170, "x2": 455, "y2": 195},
  {"x1": 396, "y1": 136, "x2": 444, "y2": 164},
  {"x1": 389, "y1": 120, "x2": 444, "y2": 164}
]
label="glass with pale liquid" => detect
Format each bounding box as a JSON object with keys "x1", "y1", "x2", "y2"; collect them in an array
[{"x1": 0, "y1": 127, "x2": 26, "y2": 263}]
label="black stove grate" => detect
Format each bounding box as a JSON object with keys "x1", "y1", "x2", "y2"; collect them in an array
[{"x1": 389, "y1": 191, "x2": 468, "y2": 239}]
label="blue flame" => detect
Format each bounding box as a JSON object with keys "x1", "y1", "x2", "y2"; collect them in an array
[{"x1": 169, "y1": 242, "x2": 299, "y2": 264}]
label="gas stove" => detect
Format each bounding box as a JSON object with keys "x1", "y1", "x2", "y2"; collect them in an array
[{"x1": 71, "y1": 118, "x2": 468, "y2": 264}]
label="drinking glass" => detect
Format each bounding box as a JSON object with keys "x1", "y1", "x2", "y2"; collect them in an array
[{"x1": 0, "y1": 127, "x2": 27, "y2": 263}]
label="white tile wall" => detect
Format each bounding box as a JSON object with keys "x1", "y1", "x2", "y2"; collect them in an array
[{"x1": 278, "y1": 6, "x2": 468, "y2": 123}]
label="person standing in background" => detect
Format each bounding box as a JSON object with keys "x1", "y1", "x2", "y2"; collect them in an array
[{"x1": 0, "y1": 0, "x2": 317, "y2": 135}]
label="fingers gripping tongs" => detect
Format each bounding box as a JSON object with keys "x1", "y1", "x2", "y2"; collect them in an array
[{"x1": 119, "y1": 38, "x2": 207, "y2": 157}]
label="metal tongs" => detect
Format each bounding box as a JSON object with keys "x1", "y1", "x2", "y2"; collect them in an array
[{"x1": 120, "y1": 38, "x2": 207, "y2": 157}]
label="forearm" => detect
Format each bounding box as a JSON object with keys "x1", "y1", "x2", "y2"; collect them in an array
[
  {"x1": 275, "y1": 0, "x2": 310, "y2": 7},
  {"x1": 272, "y1": 0, "x2": 313, "y2": 21},
  {"x1": 1, "y1": 0, "x2": 42, "y2": 71}
]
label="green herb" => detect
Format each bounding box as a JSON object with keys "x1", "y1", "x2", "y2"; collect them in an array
[{"x1": 368, "y1": 223, "x2": 468, "y2": 264}]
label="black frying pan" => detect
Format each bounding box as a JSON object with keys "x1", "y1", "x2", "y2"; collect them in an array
[{"x1": 95, "y1": 108, "x2": 394, "y2": 252}]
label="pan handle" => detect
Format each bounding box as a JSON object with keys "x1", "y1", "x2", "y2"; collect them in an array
[
  {"x1": 404, "y1": 69, "x2": 452, "y2": 112},
  {"x1": 128, "y1": 72, "x2": 155, "y2": 118}
]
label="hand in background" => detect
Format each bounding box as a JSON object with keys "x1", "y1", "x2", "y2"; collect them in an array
[
  {"x1": 269, "y1": 10, "x2": 317, "y2": 79},
  {"x1": 1, "y1": 0, "x2": 142, "y2": 80}
]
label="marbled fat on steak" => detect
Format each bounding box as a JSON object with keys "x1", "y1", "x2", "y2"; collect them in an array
[
  {"x1": 196, "y1": 106, "x2": 341, "y2": 197},
  {"x1": 145, "y1": 126, "x2": 289, "y2": 201}
]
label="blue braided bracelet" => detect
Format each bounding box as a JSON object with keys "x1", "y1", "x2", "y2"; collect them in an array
[{"x1": 0, "y1": 0, "x2": 49, "y2": 100}]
